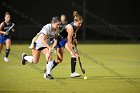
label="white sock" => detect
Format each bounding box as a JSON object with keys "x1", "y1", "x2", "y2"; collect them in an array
[
  {"x1": 46, "y1": 61, "x2": 54, "y2": 75},
  {"x1": 24, "y1": 56, "x2": 33, "y2": 63}
]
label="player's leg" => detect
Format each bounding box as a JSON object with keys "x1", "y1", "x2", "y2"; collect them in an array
[
  {"x1": 43, "y1": 38, "x2": 66, "y2": 79},
  {"x1": 42, "y1": 48, "x2": 54, "y2": 79},
  {"x1": 46, "y1": 48, "x2": 64, "y2": 72},
  {"x1": 0, "y1": 35, "x2": 6, "y2": 54},
  {"x1": 49, "y1": 47, "x2": 64, "y2": 70},
  {"x1": 4, "y1": 39, "x2": 11, "y2": 62},
  {"x1": 0, "y1": 44, "x2": 3, "y2": 53},
  {"x1": 54, "y1": 38, "x2": 66, "y2": 65},
  {"x1": 21, "y1": 49, "x2": 41, "y2": 65},
  {"x1": 65, "y1": 43, "x2": 81, "y2": 77},
  {"x1": 57, "y1": 48, "x2": 64, "y2": 63},
  {"x1": 43, "y1": 47, "x2": 64, "y2": 79}
]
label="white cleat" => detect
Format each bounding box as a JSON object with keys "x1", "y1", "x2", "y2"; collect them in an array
[
  {"x1": 4, "y1": 57, "x2": 9, "y2": 62},
  {"x1": 44, "y1": 73, "x2": 54, "y2": 80},
  {"x1": 70, "y1": 72, "x2": 82, "y2": 78}
]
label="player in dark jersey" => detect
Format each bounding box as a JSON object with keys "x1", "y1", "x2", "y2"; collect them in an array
[
  {"x1": 60, "y1": 14, "x2": 68, "y2": 26},
  {"x1": 0, "y1": 12, "x2": 15, "y2": 62},
  {"x1": 52, "y1": 14, "x2": 68, "y2": 53},
  {"x1": 45, "y1": 11, "x2": 83, "y2": 78}
]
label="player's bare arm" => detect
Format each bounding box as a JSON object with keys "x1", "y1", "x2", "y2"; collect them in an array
[
  {"x1": 0, "y1": 22, "x2": 7, "y2": 35},
  {"x1": 66, "y1": 25, "x2": 76, "y2": 55}
]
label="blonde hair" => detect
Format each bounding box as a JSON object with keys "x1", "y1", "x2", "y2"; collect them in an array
[{"x1": 73, "y1": 11, "x2": 83, "y2": 22}]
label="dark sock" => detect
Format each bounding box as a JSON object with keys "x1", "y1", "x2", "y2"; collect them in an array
[
  {"x1": 71, "y1": 57, "x2": 76, "y2": 73},
  {"x1": 5, "y1": 49, "x2": 10, "y2": 58},
  {"x1": 51, "y1": 60, "x2": 58, "y2": 70}
]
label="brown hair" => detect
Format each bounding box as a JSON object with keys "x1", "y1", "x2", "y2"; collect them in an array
[
  {"x1": 5, "y1": 12, "x2": 11, "y2": 16},
  {"x1": 73, "y1": 11, "x2": 83, "y2": 22},
  {"x1": 51, "y1": 16, "x2": 61, "y2": 23}
]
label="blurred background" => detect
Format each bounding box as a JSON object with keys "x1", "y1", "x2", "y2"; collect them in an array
[{"x1": 0, "y1": 0, "x2": 139, "y2": 43}]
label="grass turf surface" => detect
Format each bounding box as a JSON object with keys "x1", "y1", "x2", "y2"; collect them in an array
[{"x1": 0, "y1": 44, "x2": 140, "y2": 93}]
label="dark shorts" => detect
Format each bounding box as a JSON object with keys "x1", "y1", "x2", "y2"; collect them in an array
[
  {"x1": 0, "y1": 34, "x2": 11, "y2": 44},
  {"x1": 56, "y1": 37, "x2": 67, "y2": 48},
  {"x1": 34, "y1": 42, "x2": 47, "y2": 51}
]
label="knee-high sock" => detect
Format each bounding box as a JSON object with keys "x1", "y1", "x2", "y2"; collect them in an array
[
  {"x1": 5, "y1": 49, "x2": 10, "y2": 58},
  {"x1": 71, "y1": 57, "x2": 76, "y2": 73},
  {"x1": 46, "y1": 61, "x2": 54, "y2": 75},
  {"x1": 46, "y1": 60, "x2": 58, "y2": 75},
  {"x1": 24, "y1": 56, "x2": 33, "y2": 63},
  {"x1": 51, "y1": 60, "x2": 58, "y2": 70}
]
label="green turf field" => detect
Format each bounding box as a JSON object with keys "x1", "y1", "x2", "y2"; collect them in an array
[{"x1": 0, "y1": 43, "x2": 140, "y2": 93}]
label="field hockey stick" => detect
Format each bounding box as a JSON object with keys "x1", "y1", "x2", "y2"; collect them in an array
[
  {"x1": 47, "y1": 26, "x2": 66, "y2": 60},
  {"x1": 47, "y1": 39, "x2": 58, "y2": 61},
  {"x1": 51, "y1": 26, "x2": 66, "y2": 52},
  {"x1": 3, "y1": 23, "x2": 15, "y2": 36},
  {"x1": 51, "y1": 39, "x2": 57, "y2": 52},
  {"x1": 74, "y1": 44, "x2": 85, "y2": 74},
  {"x1": 57, "y1": 25, "x2": 66, "y2": 37}
]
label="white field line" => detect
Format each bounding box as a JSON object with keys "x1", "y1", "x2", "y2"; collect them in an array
[{"x1": 58, "y1": 66, "x2": 140, "y2": 68}]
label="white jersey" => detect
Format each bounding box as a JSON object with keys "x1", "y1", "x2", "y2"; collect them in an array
[{"x1": 35, "y1": 23, "x2": 56, "y2": 49}]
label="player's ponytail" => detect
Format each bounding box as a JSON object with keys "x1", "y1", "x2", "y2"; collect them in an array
[{"x1": 73, "y1": 11, "x2": 83, "y2": 22}]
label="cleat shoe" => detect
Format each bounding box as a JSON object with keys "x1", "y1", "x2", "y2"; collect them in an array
[
  {"x1": 21, "y1": 53, "x2": 27, "y2": 65},
  {"x1": 44, "y1": 74, "x2": 54, "y2": 80},
  {"x1": 70, "y1": 72, "x2": 82, "y2": 78},
  {"x1": 4, "y1": 57, "x2": 9, "y2": 62}
]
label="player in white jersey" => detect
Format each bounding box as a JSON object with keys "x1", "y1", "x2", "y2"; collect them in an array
[
  {"x1": 21, "y1": 17, "x2": 61, "y2": 79},
  {"x1": 44, "y1": 11, "x2": 83, "y2": 78}
]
